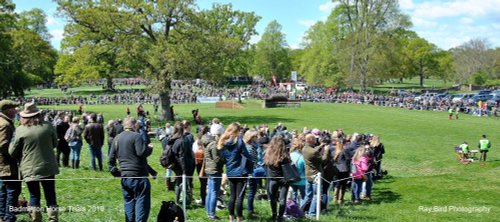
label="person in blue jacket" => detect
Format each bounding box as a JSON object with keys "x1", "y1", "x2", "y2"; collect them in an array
[{"x1": 218, "y1": 123, "x2": 252, "y2": 222}]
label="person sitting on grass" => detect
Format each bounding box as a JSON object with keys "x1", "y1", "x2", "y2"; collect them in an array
[{"x1": 459, "y1": 142, "x2": 469, "y2": 160}]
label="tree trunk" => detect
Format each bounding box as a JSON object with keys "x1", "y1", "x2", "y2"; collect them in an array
[
  {"x1": 106, "y1": 75, "x2": 114, "y2": 91},
  {"x1": 419, "y1": 61, "x2": 424, "y2": 88},
  {"x1": 160, "y1": 79, "x2": 174, "y2": 121}
]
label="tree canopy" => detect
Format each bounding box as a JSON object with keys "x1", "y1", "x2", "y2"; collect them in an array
[{"x1": 56, "y1": 0, "x2": 259, "y2": 119}]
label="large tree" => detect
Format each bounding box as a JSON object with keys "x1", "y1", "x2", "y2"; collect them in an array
[
  {"x1": 450, "y1": 39, "x2": 492, "y2": 84},
  {"x1": 0, "y1": 0, "x2": 20, "y2": 97},
  {"x1": 17, "y1": 8, "x2": 52, "y2": 41},
  {"x1": 251, "y1": 20, "x2": 291, "y2": 81},
  {"x1": 402, "y1": 37, "x2": 439, "y2": 87},
  {"x1": 0, "y1": 3, "x2": 57, "y2": 97},
  {"x1": 9, "y1": 29, "x2": 58, "y2": 86},
  {"x1": 56, "y1": 0, "x2": 259, "y2": 120},
  {"x1": 300, "y1": 10, "x2": 344, "y2": 87},
  {"x1": 333, "y1": 0, "x2": 410, "y2": 91}
]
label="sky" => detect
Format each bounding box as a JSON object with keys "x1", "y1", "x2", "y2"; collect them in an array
[{"x1": 12, "y1": 0, "x2": 500, "y2": 51}]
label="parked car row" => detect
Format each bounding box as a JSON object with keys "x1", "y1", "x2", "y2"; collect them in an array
[{"x1": 412, "y1": 90, "x2": 500, "y2": 106}]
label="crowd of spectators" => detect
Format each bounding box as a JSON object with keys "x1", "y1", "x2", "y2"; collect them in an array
[{"x1": 12, "y1": 79, "x2": 500, "y2": 118}]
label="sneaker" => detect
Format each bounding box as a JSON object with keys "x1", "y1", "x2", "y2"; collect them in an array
[
  {"x1": 248, "y1": 212, "x2": 258, "y2": 218},
  {"x1": 207, "y1": 215, "x2": 221, "y2": 220}
]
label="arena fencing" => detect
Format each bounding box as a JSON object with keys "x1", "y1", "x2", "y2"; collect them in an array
[{"x1": 1, "y1": 163, "x2": 380, "y2": 221}]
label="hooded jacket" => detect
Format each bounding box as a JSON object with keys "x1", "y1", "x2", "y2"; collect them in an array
[{"x1": 221, "y1": 137, "x2": 252, "y2": 177}]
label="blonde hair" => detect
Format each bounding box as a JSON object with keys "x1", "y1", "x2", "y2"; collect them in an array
[
  {"x1": 370, "y1": 136, "x2": 380, "y2": 147},
  {"x1": 217, "y1": 123, "x2": 240, "y2": 150},
  {"x1": 289, "y1": 137, "x2": 304, "y2": 153},
  {"x1": 353, "y1": 145, "x2": 369, "y2": 162},
  {"x1": 243, "y1": 130, "x2": 257, "y2": 144}
]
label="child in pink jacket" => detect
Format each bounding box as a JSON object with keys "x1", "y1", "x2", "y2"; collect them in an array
[{"x1": 351, "y1": 146, "x2": 370, "y2": 203}]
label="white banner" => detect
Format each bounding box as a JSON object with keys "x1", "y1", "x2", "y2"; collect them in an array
[{"x1": 196, "y1": 96, "x2": 225, "y2": 103}]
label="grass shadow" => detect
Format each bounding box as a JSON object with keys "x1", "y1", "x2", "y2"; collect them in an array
[
  {"x1": 373, "y1": 175, "x2": 396, "y2": 184},
  {"x1": 370, "y1": 188, "x2": 402, "y2": 205}
]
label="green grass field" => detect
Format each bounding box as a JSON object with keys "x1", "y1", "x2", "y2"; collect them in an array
[{"x1": 23, "y1": 101, "x2": 499, "y2": 222}]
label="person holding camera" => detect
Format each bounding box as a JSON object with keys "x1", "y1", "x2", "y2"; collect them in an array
[
  {"x1": 300, "y1": 134, "x2": 329, "y2": 216},
  {"x1": 108, "y1": 117, "x2": 153, "y2": 222}
]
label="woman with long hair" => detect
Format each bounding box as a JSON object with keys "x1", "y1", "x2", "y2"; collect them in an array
[
  {"x1": 265, "y1": 136, "x2": 291, "y2": 221},
  {"x1": 333, "y1": 130, "x2": 349, "y2": 204},
  {"x1": 243, "y1": 129, "x2": 262, "y2": 218},
  {"x1": 67, "y1": 117, "x2": 83, "y2": 169},
  {"x1": 204, "y1": 129, "x2": 223, "y2": 220},
  {"x1": 219, "y1": 123, "x2": 252, "y2": 222},
  {"x1": 370, "y1": 136, "x2": 385, "y2": 179},
  {"x1": 289, "y1": 135, "x2": 306, "y2": 203},
  {"x1": 350, "y1": 145, "x2": 370, "y2": 203},
  {"x1": 10, "y1": 103, "x2": 59, "y2": 221}
]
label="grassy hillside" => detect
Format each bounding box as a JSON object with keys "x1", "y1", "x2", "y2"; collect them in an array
[{"x1": 25, "y1": 102, "x2": 499, "y2": 221}]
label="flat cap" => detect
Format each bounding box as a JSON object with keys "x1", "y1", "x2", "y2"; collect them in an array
[{"x1": 0, "y1": 100, "x2": 19, "y2": 111}]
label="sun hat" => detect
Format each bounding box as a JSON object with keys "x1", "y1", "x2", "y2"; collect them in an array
[{"x1": 19, "y1": 102, "x2": 42, "y2": 118}]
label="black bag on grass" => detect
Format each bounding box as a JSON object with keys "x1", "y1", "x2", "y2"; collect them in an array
[{"x1": 157, "y1": 201, "x2": 184, "y2": 222}]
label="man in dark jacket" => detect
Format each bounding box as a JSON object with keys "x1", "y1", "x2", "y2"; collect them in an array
[
  {"x1": 109, "y1": 117, "x2": 152, "y2": 222},
  {"x1": 83, "y1": 113, "x2": 105, "y2": 171},
  {"x1": 56, "y1": 115, "x2": 70, "y2": 167},
  {"x1": 301, "y1": 134, "x2": 329, "y2": 216},
  {"x1": 0, "y1": 100, "x2": 21, "y2": 222}
]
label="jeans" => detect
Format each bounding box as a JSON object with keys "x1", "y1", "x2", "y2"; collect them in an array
[
  {"x1": 0, "y1": 177, "x2": 22, "y2": 221},
  {"x1": 206, "y1": 173, "x2": 222, "y2": 216},
  {"x1": 362, "y1": 173, "x2": 373, "y2": 197},
  {"x1": 70, "y1": 141, "x2": 82, "y2": 161},
  {"x1": 228, "y1": 177, "x2": 247, "y2": 217},
  {"x1": 121, "y1": 178, "x2": 151, "y2": 222},
  {"x1": 89, "y1": 145, "x2": 103, "y2": 171},
  {"x1": 267, "y1": 179, "x2": 289, "y2": 218},
  {"x1": 301, "y1": 181, "x2": 318, "y2": 215},
  {"x1": 26, "y1": 176, "x2": 57, "y2": 207},
  {"x1": 290, "y1": 184, "x2": 305, "y2": 202},
  {"x1": 247, "y1": 177, "x2": 258, "y2": 213},
  {"x1": 351, "y1": 179, "x2": 364, "y2": 201}
]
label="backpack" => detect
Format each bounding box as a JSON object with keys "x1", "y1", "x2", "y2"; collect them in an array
[
  {"x1": 64, "y1": 126, "x2": 75, "y2": 143},
  {"x1": 157, "y1": 201, "x2": 185, "y2": 222},
  {"x1": 284, "y1": 199, "x2": 304, "y2": 218},
  {"x1": 160, "y1": 138, "x2": 181, "y2": 169}
]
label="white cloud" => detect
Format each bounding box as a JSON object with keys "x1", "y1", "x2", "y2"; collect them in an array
[
  {"x1": 249, "y1": 35, "x2": 260, "y2": 45},
  {"x1": 50, "y1": 29, "x2": 64, "y2": 41},
  {"x1": 413, "y1": 0, "x2": 500, "y2": 19},
  {"x1": 399, "y1": 0, "x2": 414, "y2": 10},
  {"x1": 403, "y1": 0, "x2": 500, "y2": 49},
  {"x1": 319, "y1": 1, "x2": 338, "y2": 13},
  {"x1": 46, "y1": 16, "x2": 58, "y2": 26},
  {"x1": 298, "y1": 19, "x2": 316, "y2": 28},
  {"x1": 411, "y1": 17, "x2": 438, "y2": 28},
  {"x1": 459, "y1": 17, "x2": 474, "y2": 25}
]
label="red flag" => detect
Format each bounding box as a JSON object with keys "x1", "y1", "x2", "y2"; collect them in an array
[{"x1": 272, "y1": 75, "x2": 277, "y2": 87}]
